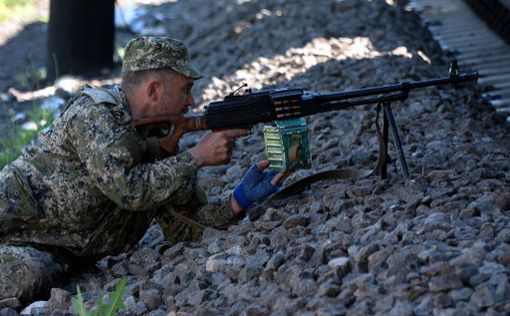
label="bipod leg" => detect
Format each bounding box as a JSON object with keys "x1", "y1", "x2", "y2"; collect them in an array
[
  {"x1": 375, "y1": 103, "x2": 390, "y2": 179},
  {"x1": 381, "y1": 105, "x2": 389, "y2": 179},
  {"x1": 383, "y1": 102, "x2": 410, "y2": 179}
]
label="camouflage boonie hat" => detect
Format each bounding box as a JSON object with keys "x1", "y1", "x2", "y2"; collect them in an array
[{"x1": 122, "y1": 37, "x2": 202, "y2": 79}]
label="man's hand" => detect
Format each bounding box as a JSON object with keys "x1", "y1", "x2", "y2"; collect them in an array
[
  {"x1": 231, "y1": 160, "x2": 287, "y2": 214},
  {"x1": 187, "y1": 129, "x2": 249, "y2": 167}
]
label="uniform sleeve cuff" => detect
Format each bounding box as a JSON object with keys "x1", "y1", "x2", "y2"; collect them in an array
[{"x1": 176, "y1": 151, "x2": 199, "y2": 172}]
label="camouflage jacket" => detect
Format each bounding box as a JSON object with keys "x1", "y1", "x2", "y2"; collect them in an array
[{"x1": 0, "y1": 85, "x2": 240, "y2": 260}]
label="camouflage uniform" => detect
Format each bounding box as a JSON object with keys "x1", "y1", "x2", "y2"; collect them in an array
[{"x1": 0, "y1": 37, "x2": 241, "y2": 302}]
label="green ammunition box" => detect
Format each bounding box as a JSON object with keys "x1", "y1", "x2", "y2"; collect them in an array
[{"x1": 263, "y1": 118, "x2": 311, "y2": 171}]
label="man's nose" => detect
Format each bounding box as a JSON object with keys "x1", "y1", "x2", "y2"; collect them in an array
[{"x1": 186, "y1": 94, "x2": 195, "y2": 107}]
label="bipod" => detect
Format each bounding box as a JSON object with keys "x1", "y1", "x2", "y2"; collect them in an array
[{"x1": 375, "y1": 101, "x2": 410, "y2": 179}]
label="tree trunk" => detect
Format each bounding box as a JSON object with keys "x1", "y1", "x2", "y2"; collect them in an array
[{"x1": 46, "y1": 0, "x2": 115, "y2": 82}]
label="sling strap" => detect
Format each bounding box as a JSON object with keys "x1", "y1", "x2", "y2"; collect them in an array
[{"x1": 164, "y1": 204, "x2": 207, "y2": 233}]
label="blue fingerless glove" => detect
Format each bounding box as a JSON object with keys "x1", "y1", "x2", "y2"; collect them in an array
[{"x1": 233, "y1": 163, "x2": 281, "y2": 210}]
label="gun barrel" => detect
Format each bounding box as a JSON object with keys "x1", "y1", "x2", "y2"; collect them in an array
[{"x1": 313, "y1": 72, "x2": 478, "y2": 104}]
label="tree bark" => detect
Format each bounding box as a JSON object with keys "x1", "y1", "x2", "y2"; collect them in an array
[{"x1": 46, "y1": 0, "x2": 115, "y2": 82}]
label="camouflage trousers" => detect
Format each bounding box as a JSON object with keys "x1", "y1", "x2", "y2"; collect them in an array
[
  {"x1": 0, "y1": 205, "x2": 204, "y2": 303},
  {"x1": 0, "y1": 245, "x2": 68, "y2": 303}
]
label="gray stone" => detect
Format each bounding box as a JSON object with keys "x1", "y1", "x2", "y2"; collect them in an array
[
  {"x1": 131, "y1": 301, "x2": 147, "y2": 316},
  {"x1": 246, "y1": 232, "x2": 270, "y2": 248},
  {"x1": 433, "y1": 308, "x2": 470, "y2": 316},
  {"x1": 282, "y1": 215, "x2": 310, "y2": 229},
  {"x1": 422, "y1": 212, "x2": 450, "y2": 232},
  {"x1": 111, "y1": 261, "x2": 129, "y2": 277},
  {"x1": 29, "y1": 307, "x2": 46, "y2": 316},
  {"x1": 207, "y1": 238, "x2": 225, "y2": 255},
  {"x1": 0, "y1": 298, "x2": 20, "y2": 309},
  {"x1": 266, "y1": 251, "x2": 285, "y2": 271},
  {"x1": 240, "y1": 304, "x2": 268, "y2": 316},
  {"x1": 316, "y1": 281, "x2": 341, "y2": 298},
  {"x1": 239, "y1": 266, "x2": 262, "y2": 282},
  {"x1": 315, "y1": 303, "x2": 347, "y2": 316},
  {"x1": 223, "y1": 235, "x2": 248, "y2": 249},
  {"x1": 46, "y1": 288, "x2": 71, "y2": 312},
  {"x1": 139, "y1": 289, "x2": 162, "y2": 310},
  {"x1": 388, "y1": 300, "x2": 414, "y2": 316},
  {"x1": 187, "y1": 289, "x2": 212, "y2": 306},
  {"x1": 354, "y1": 244, "x2": 379, "y2": 272},
  {"x1": 328, "y1": 256, "x2": 351, "y2": 279},
  {"x1": 328, "y1": 257, "x2": 349, "y2": 269},
  {"x1": 0, "y1": 308, "x2": 17, "y2": 316},
  {"x1": 433, "y1": 292, "x2": 454, "y2": 309},
  {"x1": 174, "y1": 289, "x2": 191, "y2": 307},
  {"x1": 384, "y1": 247, "x2": 423, "y2": 282},
  {"x1": 205, "y1": 253, "x2": 246, "y2": 273},
  {"x1": 429, "y1": 275, "x2": 463, "y2": 292},
  {"x1": 299, "y1": 244, "x2": 316, "y2": 262},
  {"x1": 247, "y1": 249, "x2": 270, "y2": 268},
  {"x1": 123, "y1": 295, "x2": 136, "y2": 311},
  {"x1": 414, "y1": 295, "x2": 435, "y2": 316},
  {"x1": 292, "y1": 278, "x2": 317, "y2": 298},
  {"x1": 20, "y1": 301, "x2": 47, "y2": 316},
  {"x1": 368, "y1": 246, "x2": 394, "y2": 275},
  {"x1": 269, "y1": 228, "x2": 290, "y2": 249},
  {"x1": 374, "y1": 295, "x2": 395, "y2": 313},
  {"x1": 449, "y1": 287, "x2": 473, "y2": 302},
  {"x1": 470, "y1": 275, "x2": 510, "y2": 308},
  {"x1": 495, "y1": 228, "x2": 510, "y2": 243},
  {"x1": 162, "y1": 242, "x2": 185, "y2": 260},
  {"x1": 151, "y1": 264, "x2": 177, "y2": 287},
  {"x1": 459, "y1": 207, "x2": 480, "y2": 218},
  {"x1": 146, "y1": 309, "x2": 166, "y2": 316}
]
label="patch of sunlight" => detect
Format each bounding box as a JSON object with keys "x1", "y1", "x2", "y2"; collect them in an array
[
  {"x1": 0, "y1": 0, "x2": 43, "y2": 23},
  {"x1": 200, "y1": 37, "x2": 416, "y2": 106},
  {"x1": 391, "y1": 46, "x2": 413, "y2": 58},
  {"x1": 417, "y1": 50, "x2": 431, "y2": 64},
  {"x1": 0, "y1": 0, "x2": 48, "y2": 46}
]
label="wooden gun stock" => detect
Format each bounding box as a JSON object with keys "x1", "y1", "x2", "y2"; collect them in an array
[{"x1": 132, "y1": 115, "x2": 208, "y2": 155}]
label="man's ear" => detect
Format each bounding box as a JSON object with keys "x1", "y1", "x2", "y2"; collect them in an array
[{"x1": 146, "y1": 79, "x2": 162, "y2": 103}]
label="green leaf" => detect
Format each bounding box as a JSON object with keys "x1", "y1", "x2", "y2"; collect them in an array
[
  {"x1": 93, "y1": 296, "x2": 104, "y2": 316},
  {"x1": 71, "y1": 286, "x2": 89, "y2": 316},
  {"x1": 103, "y1": 277, "x2": 127, "y2": 316}
]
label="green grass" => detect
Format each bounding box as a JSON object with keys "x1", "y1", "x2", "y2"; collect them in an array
[
  {"x1": 0, "y1": 0, "x2": 41, "y2": 23},
  {"x1": 72, "y1": 278, "x2": 127, "y2": 316},
  {"x1": 0, "y1": 104, "x2": 56, "y2": 169},
  {"x1": 14, "y1": 66, "x2": 46, "y2": 90}
]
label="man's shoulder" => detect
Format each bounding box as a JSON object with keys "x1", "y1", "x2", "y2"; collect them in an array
[
  {"x1": 65, "y1": 85, "x2": 131, "y2": 125},
  {"x1": 81, "y1": 85, "x2": 121, "y2": 106}
]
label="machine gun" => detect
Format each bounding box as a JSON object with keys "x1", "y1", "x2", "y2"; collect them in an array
[{"x1": 133, "y1": 61, "x2": 478, "y2": 194}]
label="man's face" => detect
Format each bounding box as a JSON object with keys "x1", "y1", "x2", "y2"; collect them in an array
[{"x1": 158, "y1": 71, "x2": 195, "y2": 116}]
